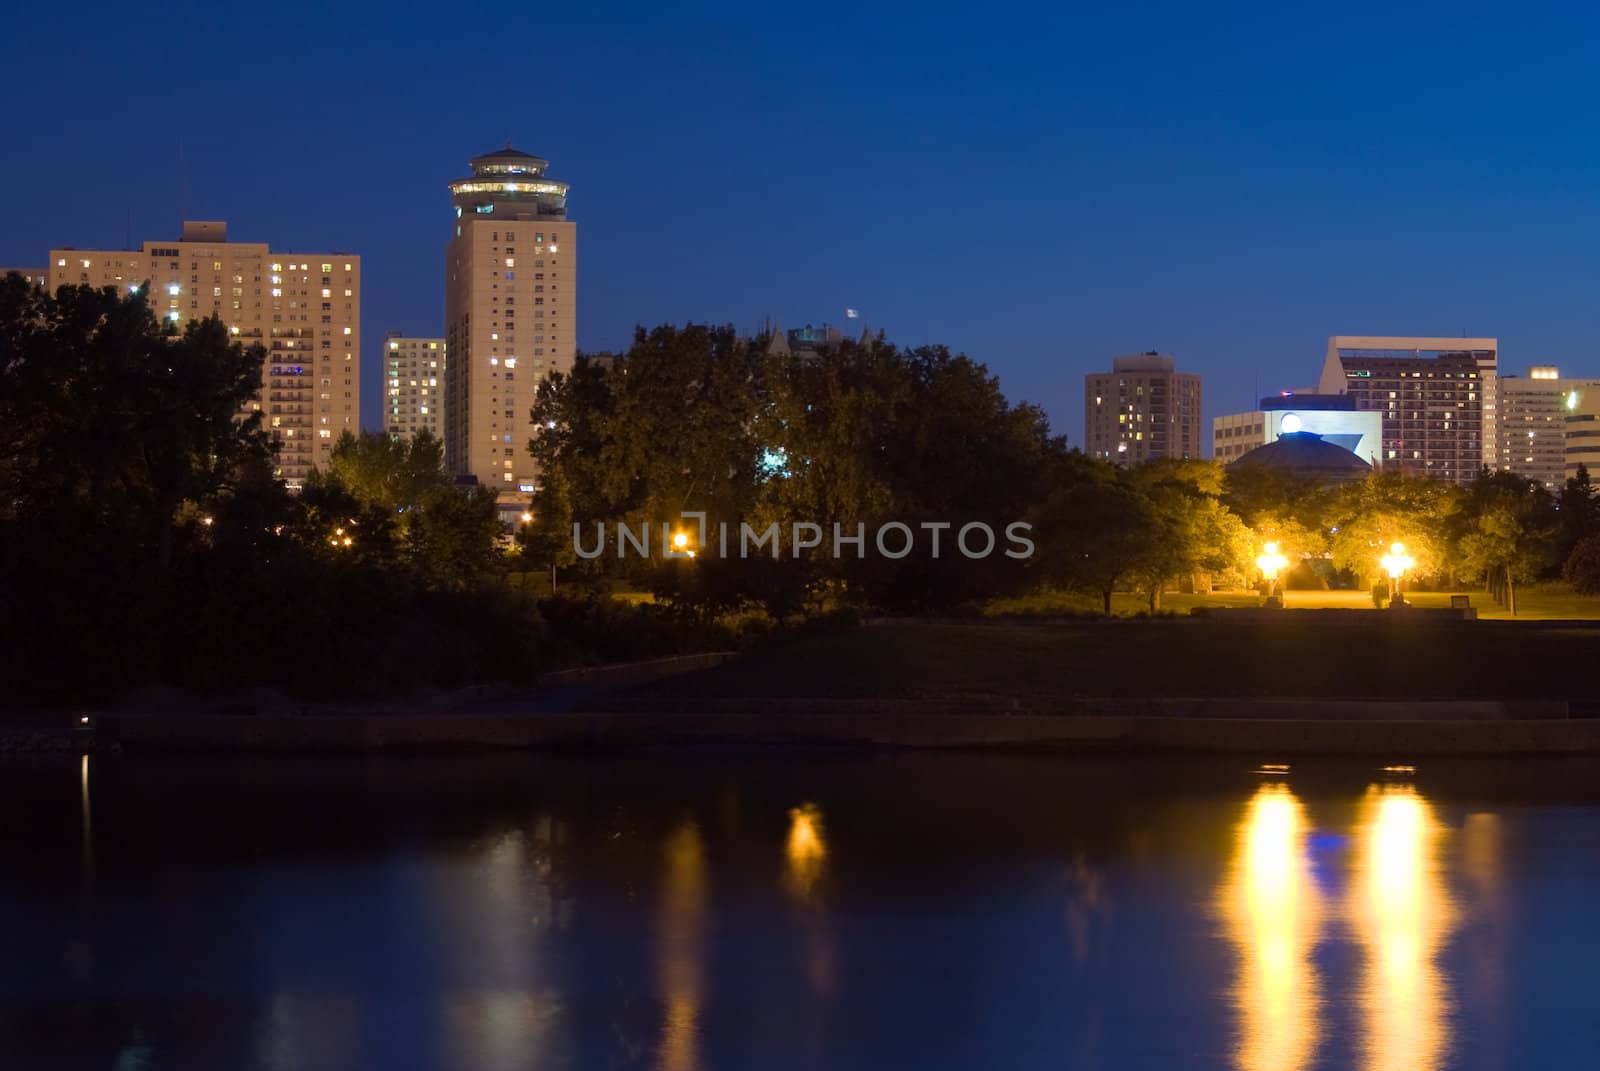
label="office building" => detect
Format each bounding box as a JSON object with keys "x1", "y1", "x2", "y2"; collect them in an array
[
  {"x1": 1316, "y1": 336, "x2": 1496, "y2": 486},
  {"x1": 1495, "y1": 366, "x2": 1600, "y2": 491},
  {"x1": 444, "y1": 146, "x2": 576, "y2": 507},
  {"x1": 1564, "y1": 388, "x2": 1600, "y2": 483},
  {"x1": 383, "y1": 333, "x2": 446, "y2": 442},
  {"x1": 2, "y1": 267, "x2": 47, "y2": 289},
  {"x1": 48, "y1": 221, "x2": 360, "y2": 489},
  {"x1": 1213, "y1": 393, "x2": 1383, "y2": 467},
  {"x1": 1084, "y1": 352, "x2": 1203, "y2": 464}
]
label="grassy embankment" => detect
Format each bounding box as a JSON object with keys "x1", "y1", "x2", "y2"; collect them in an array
[
  {"x1": 984, "y1": 583, "x2": 1600, "y2": 621},
  {"x1": 608, "y1": 614, "x2": 1600, "y2": 707}
]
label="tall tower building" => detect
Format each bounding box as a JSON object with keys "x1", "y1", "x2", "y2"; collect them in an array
[
  {"x1": 1084, "y1": 352, "x2": 1203, "y2": 465},
  {"x1": 48, "y1": 221, "x2": 360, "y2": 489},
  {"x1": 444, "y1": 146, "x2": 576, "y2": 504},
  {"x1": 383, "y1": 333, "x2": 446, "y2": 442},
  {"x1": 1317, "y1": 336, "x2": 1496, "y2": 486}
]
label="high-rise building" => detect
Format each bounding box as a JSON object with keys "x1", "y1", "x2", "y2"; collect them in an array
[
  {"x1": 383, "y1": 333, "x2": 446, "y2": 442},
  {"x1": 47, "y1": 221, "x2": 360, "y2": 489},
  {"x1": 1563, "y1": 387, "x2": 1600, "y2": 483},
  {"x1": 2, "y1": 267, "x2": 47, "y2": 289},
  {"x1": 1316, "y1": 336, "x2": 1496, "y2": 486},
  {"x1": 1213, "y1": 393, "x2": 1383, "y2": 467},
  {"x1": 444, "y1": 146, "x2": 576, "y2": 506},
  {"x1": 1495, "y1": 366, "x2": 1600, "y2": 491},
  {"x1": 1084, "y1": 352, "x2": 1202, "y2": 465}
]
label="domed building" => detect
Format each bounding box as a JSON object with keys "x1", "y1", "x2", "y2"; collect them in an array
[{"x1": 1230, "y1": 431, "x2": 1372, "y2": 484}]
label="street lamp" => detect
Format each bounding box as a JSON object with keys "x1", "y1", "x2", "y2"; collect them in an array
[
  {"x1": 1256, "y1": 541, "x2": 1288, "y2": 602},
  {"x1": 1379, "y1": 541, "x2": 1414, "y2": 606}
]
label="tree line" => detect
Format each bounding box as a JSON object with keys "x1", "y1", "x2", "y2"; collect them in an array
[
  {"x1": 0, "y1": 280, "x2": 725, "y2": 703},
  {"x1": 527, "y1": 324, "x2": 1600, "y2": 616},
  {"x1": 7, "y1": 277, "x2": 1597, "y2": 701}
]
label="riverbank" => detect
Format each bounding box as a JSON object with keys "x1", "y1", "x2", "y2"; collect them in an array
[
  {"x1": 23, "y1": 700, "x2": 1594, "y2": 757},
  {"x1": 19, "y1": 619, "x2": 1600, "y2": 756}
]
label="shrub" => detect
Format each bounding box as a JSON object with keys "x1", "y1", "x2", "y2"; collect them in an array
[{"x1": 1564, "y1": 536, "x2": 1600, "y2": 595}]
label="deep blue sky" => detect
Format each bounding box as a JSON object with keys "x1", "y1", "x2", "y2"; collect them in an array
[{"x1": 7, "y1": 1, "x2": 1600, "y2": 445}]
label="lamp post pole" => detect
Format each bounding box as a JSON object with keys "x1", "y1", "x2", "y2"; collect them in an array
[
  {"x1": 1379, "y1": 541, "x2": 1415, "y2": 608},
  {"x1": 1256, "y1": 541, "x2": 1288, "y2": 606}
]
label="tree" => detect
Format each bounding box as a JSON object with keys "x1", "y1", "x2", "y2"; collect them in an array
[
  {"x1": 0, "y1": 280, "x2": 272, "y2": 693},
  {"x1": 1030, "y1": 472, "x2": 1159, "y2": 613},
  {"x1": 529, "y1": 326, "x2": 1069, "y2": 614},
  {"x1": 1557, "y1": 464, "x2": 1600, "y2": 561},
  {"x1": 1128, "y1": 461, "x2": 1253, "y2": 611},
  {"x1": 518, "y1": 465, "x2": 577, "y2": 594},
  {"x1": 325, "y1": 428, "x2": 447, "y2": 513},
  {"x1": 405, "y1": 484, "x2": 505, "y2": 591},
  {"x1": 300, "y1": 429, "x2": 503, "y2": 590},
  {"x1": 1563, "y1": 535, "x2": 1600, "y2": 595},
  {"x1": 1223, "y1": 464, "x2": 1335, "y2": 578},
  {"x1": 1454, "y1": 473, "x2": 1556, "y2": 614},
  {"x1": 1328, "y1": 472, "x2": 1458, "y2": 587}
]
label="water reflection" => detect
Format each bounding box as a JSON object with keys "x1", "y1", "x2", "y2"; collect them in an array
[
  {"x1": 784, "y1": 804, "x2": 826, "y2": 900},
  {"x1": 1218, "y1": 784, "x2": 1323, "y2": 1071},
  {"x1": 783, "y1": 803, "x2": 835, "y2": 999},
  {"x1": 658, "y1": 819, "x2": 707, "y2": 1071},
  {"x1": 1351, "y1": 785, "x2": 1455, "y2": 1071},
  {"x1": 79, "y1": 754, "x2": 94, "y2": 881}
]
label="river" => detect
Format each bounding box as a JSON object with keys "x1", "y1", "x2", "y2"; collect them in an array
[{"x1": 1, "y1": 751, "x2": 1596, "y2": 1069}]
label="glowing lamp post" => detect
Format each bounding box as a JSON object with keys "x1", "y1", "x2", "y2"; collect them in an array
[
  {"x1": 1256, "y1": 541, "x2": 1288, "y2": 603},
  {"x1": 1379, "y1": 541, "x2": 1414, "y2": 606}
]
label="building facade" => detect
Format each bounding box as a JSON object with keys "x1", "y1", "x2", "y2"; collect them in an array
[
  {"x1": 47, "y1": 221, "x2": 360, "y2": 489},
  {"x1": 1564, "y1": 388, "x2": 1600, "y2": 483},
  {"x1": 1213, "y1": 394, "x2": 1383, "y2": 466},
  {"x1": 1316, "y1": 336, "x2": 1496, "y2": 486},
  {"x1": 2, "y1": 267, "x2": 47, "y2": 289},
  {"x1": 444, "y1": 146, "x2": 576, "y2": 504},
  {"x1": 1495, "y1": 366, "x2": 1600, "y2": 490},
  {"x1": 383, "y1": 333, "x2": 446, "y2": 442},
  {"x1": 1212, "y1": 410, "x2": 1267, "y2": 463},
  {"x1": 1084, "y1": 352, "x2": 1203, "y2": 465}
]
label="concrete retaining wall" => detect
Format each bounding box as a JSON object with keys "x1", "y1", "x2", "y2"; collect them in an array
[{"x1": 97, "y1": 707, "x2": 1600, "y2": 756}]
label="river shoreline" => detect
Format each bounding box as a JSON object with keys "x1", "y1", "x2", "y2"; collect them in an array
[{"x1": 14, "y1": 700, "x2": 1596, "y2": 756}]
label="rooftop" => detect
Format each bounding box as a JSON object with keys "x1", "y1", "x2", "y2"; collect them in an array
[{"x1": 1232, "y1": 431, "x2": 1372, "y2": 482}]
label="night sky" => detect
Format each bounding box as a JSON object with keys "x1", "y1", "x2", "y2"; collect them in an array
[{"x1": 7, "y1": 1, "x2": 1600, "y2": 444}]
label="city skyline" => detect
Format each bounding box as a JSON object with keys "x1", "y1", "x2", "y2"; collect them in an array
[{"x1": 10, "y1": 4, "x2": 1600, "y2": 448}]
